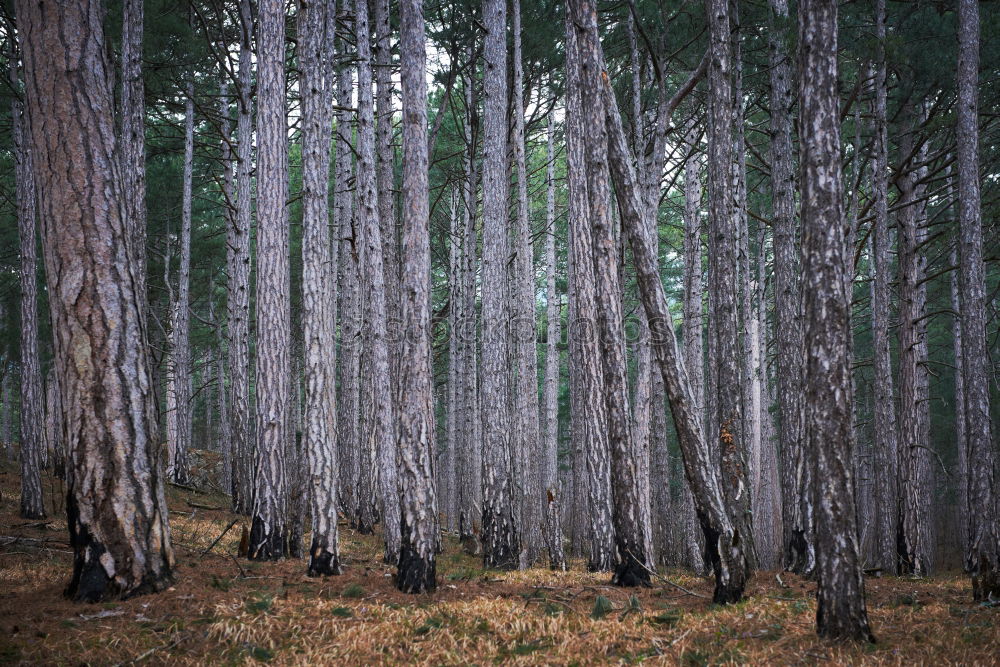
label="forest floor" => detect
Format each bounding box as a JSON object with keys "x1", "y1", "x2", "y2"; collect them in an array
[{"x1": 0, "y1": 458, "x2": 997, "y2": 665}]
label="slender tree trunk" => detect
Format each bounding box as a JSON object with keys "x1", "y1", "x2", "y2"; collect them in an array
[
  {"x1": 950, "y1": 246, "x2": 969, "y2": 562},
  {"x1": 897, "y1": 124, "x2": 932, "y2": 576},
  {"x1": 706, "y1": 0, "x2": 756, "y2": 574},
  {"x1": 11, "y1": 53, "x2": 45, "y2": 520},
  {"x1": 121, "y1": 0, "x2": 147, "y2": 305},
  {"x1": 956, "y1": 0, "x2": 1000, "y2": 601},
  {"x1": 565, "y1": 13, "x2": 614, "y2": 573},
  {"x1": 396, "y1": 0, "x2": 439, "y2": 591},
  {"x1": 602, "y1": 57, "x2": 751, "y2": 603},
  {"x1": 798, "y1": 0, "x2": 874, "y2": 641},
  {"x1": 229, "y1": 0, "x2": 254, "y2": 515},
  {"x1": 211, "y1": 300, "x2": 231, "y2": 494},
  {"x1": 356, "y1": 0, "x2": 400, "y2": 564},
  {"x1": 480, "y1": 0, "x2": 520, "y2": 570},
  {"x1": 1, "y1": 372, "x2": 11, "y2": 461},
  {"x1": 249, "y1": 0, "x2": 291, "y2": 560},
  {"x1": 44, "y1": 367, "x2": 63, "y2": 484},
  {"x1": 510, "y1": 0, "x2": 542, "y2": 566},
  {"x1": 375, "y1": 0, "x2": 399, "y2": 378},
  {"x1": 542, "y1": 117, "x2": 566, "y2": 571},
  {"x1": 299, "y1": 0, "x2": 341, "y2": 576},
  {"x1": 172, "y1": 81, "x2": 194, "y2": 485},
  {"x1": 17, "y1": 0, "x2": 174, "y2": 600},
  {"x1": 871, "y1": 0, "x2": 900, "y2": 575},
  {"x1": 768, "y1": 0, "x2": 812, "y2": 575},
  {"x1": 445, "y1": 190, "x2": 460, "y2": 533}
]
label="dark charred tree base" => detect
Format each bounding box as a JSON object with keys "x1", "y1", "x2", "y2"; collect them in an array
[
  {"x1": 972, "y1": 558, "x2": 1000, "y2": 601},
  {"x1": 703, "y1": 524, "x2": 750, "y2": 604},
  {"x1": 248, "y1": 515, "x2": 288, "y2": 560},
  {"x1": 20, "y1": 499, "x2": 45, "y2": 521},
  {"x1": 482, "y1": 511, "x2": 521, "y2": 571},
  {"x1": 785, "y1": 530, "x2": 815, "y2": 577},
  {"x1": 817, "y1": 600, "x2": 877, "y2": 643},
  {"x1": 307, "y1": 544, "x2": 342, "y2": 577},
  {"x1": 587, "y1": 556, "x2": 614, "y2": 573},
  {"x1": 611, "y1": 556, "x2": 651, "y2": 587},
  {"x1": 397, "y1": 547, "x2": 436, "y2": 594}
]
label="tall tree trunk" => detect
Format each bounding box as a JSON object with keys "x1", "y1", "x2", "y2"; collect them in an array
[
  {"x1": 211, "y1": 299, "x2": 231, "y2": 494},
  {"x1": 229, "y1": 0, "x2": 254, "y2": 516},
  {"x1": 871, "y1": 0, "x2": 900, "y2": 575},
  {"x1": 445, "y1": 191, "x2": 460, "y2": 534},
  {"x1": 897, "y1": 124, "x2": 932, "y2": 576},
  {"x1": 172, "y1": 81, "x2": 194, "y2": 485},
  {"x1": 11, "y1": 52, "x2": 45, "y2": 520},
  {"x1": 565, "y1": 12, "x2": 614, "y2": 573},
  {"x1": 216, "y1": 77, "x2": 234, "y2": 493},
  {"x1": 299, "y1": 0, "x2": 341, "y2": 576},
  {"x1": 480, "y1": 0, "x2": 520, "y2": 570},
  {"x1": 956, "y1": 0, "x2": 1000, "y2": 601},
  {"x1": 397, "y1": 0, "x2": 439, "y2": 592},
  {"x1": 706, "y1": 0, "x2": 756, "y2": 574},
  {"x1": 798, "y1": 0, "x2": 874, "y2": 641},
  {"x1": 510, "y1": 0, "x2": 542, "y2": 567},
  {"x1": 356, "y1": 0, "x2": 400, "y2": 564},
  {"x1": 601, "y1": 55, "x2": 751, "y2": 603},
  {"x1": 121, "y1": 0, "x2": 147, "y2": 306},
  {"x1": 950, "y1": 246, "x2": 969, "y2": 562},
  {"x1": 456, "y1": 59, "x2": 481, "y2": 550},
  {"x1": 375, "y1": 0, "x2": 399, "y2": 377},
  {"x1": 250, "y1": 0, "x2": 291, "y2": 560},
  {"x1": 768, "y1": 0, "x2": 811, "y2": 575},
  {"x1": 542, "y1": 117, "x2": 566, "y2": 571},
  {"x1": 17, "y1": 0, "x2": 174, "y2": 600}
]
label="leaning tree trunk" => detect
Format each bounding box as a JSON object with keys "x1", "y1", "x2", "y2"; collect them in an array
[
  {"x1": 601, "y1": 57, "x2": 751, "y2": 603},
  {"x1": 356, "y1": 0, "x2": 401, "y2": 564},
  {"x1": 17, "y1": 0, "x2": 174, "y2": 600},
  {"x1": 228, "y1": 0, "x2": 254, "y2": 516},
  {"x1": 798, "y1": 0, "x2": 874, "y2": 641},
  {"x1": 570, "y1": 0, "x2": 652, "y2": 586},
  {"x1": 706, "y1": 0, "x2": 756, "y2": 574},
  {"x1": 565, "y1": 13, "x2": 614, "y2": 573},
  {"x1": 172, "y1": 80, "x2": 195, "y2": 486},
  {"x1": 299, "y1": 0, "x2": 341, "y2": 576},
  {"x1": 510, "y1": 0, "x2": 542, "y2": 566},
  {"x1": 396, "y1": 0, "x2": 440, "y2": 592},
  {"x1": 479, "y1": 0, "x2": 520, "y2": 570},
  {"x1": 542, "y1": 117, "x2": 566, "y2": 571},
  {"x1": 871, "y1": 0, "x2": 900, "y2": 575},
  {"x1": 10, "y1": 53, "x2": 45, "y2": 520},
  {"x1": 249, "y1": 0, "x2": 291, "y2": 560},
  {"x1": 956, "y1": 0, "x2": 1000, "y2": 601}
]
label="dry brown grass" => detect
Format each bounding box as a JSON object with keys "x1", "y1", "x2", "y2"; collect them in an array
[{"x1": 0, "y1": 458, "x2": 997, "y2": 665}]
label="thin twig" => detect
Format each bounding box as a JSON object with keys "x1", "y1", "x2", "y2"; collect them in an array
[{"x1": 201, "y1": 519, "x2": 238, "y2": 556}]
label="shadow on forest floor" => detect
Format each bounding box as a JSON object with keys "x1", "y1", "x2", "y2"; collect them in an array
[{"x1": 0, "y1": 456, "x2": 997, "y2": 665}]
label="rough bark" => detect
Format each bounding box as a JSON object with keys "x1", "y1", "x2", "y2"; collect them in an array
[
  {"x1": 396, "y1": 0, "x2": 439, "y2": 592},
  {"x1": 601, "y1": 55, "x2": 751, "y2": 603},
  {"x1": 11, "y1": 52, "x2": 45, "y2": 520},
  {"x1": 356, "y1": 0, "x2": 401, "y2": 564},
  {"x1": 172, "y1": 81, "x2": 195, "y2": 486},
  {"x1": 480, "y1": 0, "x2": 520, "y2": 571},
  {"x1": 120, "y1": 0, "x2": 147, "y2": 304},
  {"x1": 798, "y1": 0, "x2": 874, "y2": 641},
  {"x1": 706, "y1": 0, "x2": 756, "y2": 575},
  {"x1": 510, "y1": 0, "x2": 542, "y2": 566},
  {"x1": 229, "y1": 0, "x2": 254, "y2": 516},
  {"x1": 950, "y1": 246, "x2": 969, "y2": 560},
  {"x1": 871, "y1": 0, "x2": 900, "y2": 575},
  {"x1": 565, "y1": 14, "x2": 614, "y2": 573},
  {"x1": 16, "y1": 0, "x2": 174, "y2": 600},
  {"x1": 250, "y1": 0, "x2": 291, "y2": 560},
  {"x1": 956, "y1": 0, "x2": 1000, "y2": 601},
  {"x1": 299, "y1": 0, "x2": 341, "y2": 576},
  {"x1": 542, "y1": 117, "x2": 566, "y2": 571}
]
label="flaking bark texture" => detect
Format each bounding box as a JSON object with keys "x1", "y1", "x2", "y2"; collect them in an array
[
  {"x1": 956, "y1": 0, "x2": 1000, "y2": 601},
  {"x1": 798, "y1": 0, "x2": 874, "y2": 641},
  {"x1": 16, "y1": 0, "x2": 174, "y2": 600},
  {"x1": 250, "y1": 0, "x2": 291, "y2": 561},
  {"x1": 228, "y1": 0, "x2": 254, "y2": 516},
  {"x1": 564, "y1": 15, "x2": 614, "y2": 573},
  {"x1": 356, "y1": 0, "x2": 401, "y2": 564},
  {"x1": 479, "y1": 0, "x2": 520, "y2": 571},
  {"x1": 396, "y1": 0, "x2": 439, "y2": 592},
  {"x1": 121, "y1": 0, "x2": 147, "y2": 305},
  {"x1": 10, "y1": 52, "x2": 45, "y2": 520},
  {"x1": 299, "y1": 0, "x2": 341, "y2": 577}
]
